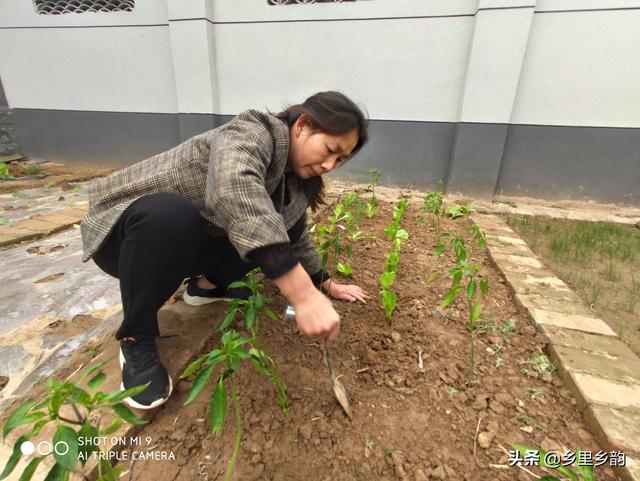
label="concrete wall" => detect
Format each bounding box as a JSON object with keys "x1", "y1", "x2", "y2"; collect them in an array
[{"x1": 0, "y1": 0, "x2": 638, "y2": 204}]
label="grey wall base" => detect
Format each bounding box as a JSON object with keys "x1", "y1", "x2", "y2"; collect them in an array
[
  {"x1": 10, "y1": 108, "x2": 640, "y2": 206},
  {"x1": 0, "y1": 108, "x2": 20, "y2": 157}
]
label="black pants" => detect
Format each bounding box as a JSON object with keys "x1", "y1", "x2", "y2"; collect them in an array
[{"x1": 93, "y1": 193, "x2": 303, "y2": 340}]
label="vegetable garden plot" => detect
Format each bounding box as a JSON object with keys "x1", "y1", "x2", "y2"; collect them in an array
[{"x1": 2, "y1": 195, "x2": 622, "y2": 481}]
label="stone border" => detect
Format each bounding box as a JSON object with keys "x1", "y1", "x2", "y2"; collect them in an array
[
  {"x1": 472, "y1": 213, "x2": 640, "y2": 481},
  {"x1": 0, "y1": 206, "x2": 86, "y2": 248}
]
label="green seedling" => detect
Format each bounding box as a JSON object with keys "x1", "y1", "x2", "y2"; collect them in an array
[
  {"x1": 441, "y1": 234, "x2": 489, "y2": 379},
  {"x1": 379, "y1": 199, "x2": 410, "y2": 321},
  {"x1": 0, "y1": 163, "x2": 14, "y2": 180},
  {"x1": 366, "y1": 168, "x2": 381, "y2": 218},
  {"x1": 70, "y1": 186, "x2": 82, "y2": 194},
  {"x1": 181, "y1": 269, "x2": 288, "y2": 481},
  {"x1": 44, "y1": 180, "x2": 57, "y2": 188},
  {"x1": 420, "y1": 191, "x2": 445, "y2": 242},
  {"x1": 510, "y1": 444, "x2": 596, "y2": 481},
  {"x1": 1, "y1": 358, "x2": 148, "y2": 481},
  {"x1": 449, "y1": 202, "x2": 473, "y2": 219},
  {"x1": 0, "y1": 216, "x2": 10, "y2": 226}
]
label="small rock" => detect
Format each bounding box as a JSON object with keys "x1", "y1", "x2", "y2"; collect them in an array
[
  {"x1": 540, "y1": 436, "x2": 562, "y2": 453},
  {"x1": 489, "y1": 400, "x2": 505, "y2": 414},
  {"x1": 520, "y1": 426, "x2": 534, "y2": 434},
  {"x1": 391, "y1": 452, "x2": 406, "y2": 478},
  {"x1": 364, "y1": 447, "x2": 372, "y2": 458},
  {"x1": 414, "y1": 468, "x2": 428, "y2": 481},
  {"x1": 299, "y1": 424, "x2": 312, "y2": 441},
  {"x1": 391, "y1": 331, "x2": 402, "y2": 343},
  {"x1": 431, "y1": 465, "x2": 445, "y2": 480},
  {"x1": 541, "y1": 372, "x2": 553, "y2": 383},
  {"x1": 478, "y1": 431, "x2": 494, "y2": 449},
  {"x1": 471, "y1": 395, "x2": 487, "y2": 411}
]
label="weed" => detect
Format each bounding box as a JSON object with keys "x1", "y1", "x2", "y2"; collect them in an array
[
  {"x1": 23, "y1": 164, "x2": 42, "y2": 175},
  {"x1": 11, "y1": 191, "x2": 23, "y2": 198},
  {"x1": 44, "y1": 180, "x2": 57, "y2": 188},
  {"x1": 0, "y1": 163, "x2": 14, "y2": 180},
  {"x1": 526, "y1": 353, "x2": 556, "y2": 375},
  {"x1": 364, "y1": 440, "x2": 374, "y2": 450},
  {"x1": 515, "y1": 413, "x2": 546, "y2": 432},
  {"x1": 526, "y1": 386, "x2": 545, "y2": 398},
  {"x1": 589, "y1": 284, "x2": 602, "y2": 304},
  {"x1": 0, "y1": 215, "x2": 10, "y2": 226},
  {"x1": 70, "y1": 186, "x2": 82, "y2": 194},
  {"x1": 382, "y1": 447, "x2": 397, "y2": 455},
  {"x1": 0, "y1": 359, "x2": 147, "y2": 481}
]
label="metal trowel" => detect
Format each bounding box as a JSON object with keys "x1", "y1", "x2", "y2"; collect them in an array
[{"x1": 285, "y1": 305, "x2": 353, "y2": 420}]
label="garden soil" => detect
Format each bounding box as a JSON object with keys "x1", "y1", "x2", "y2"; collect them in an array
[{"x1": 112, "y1": 198, "x2": 621, "y2": 481}]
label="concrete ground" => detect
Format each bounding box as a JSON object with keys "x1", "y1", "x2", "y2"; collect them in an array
[{"x1": 0, "y1": 177, "x2": 639, "y2": 481}]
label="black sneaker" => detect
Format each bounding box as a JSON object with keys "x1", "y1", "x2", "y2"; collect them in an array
[
  {"x1": 183, "y1": 277, "x2": 251, "y2": 306},
  {"x1": 119, "y1": 337, "x2": 173, "y2": 410}
]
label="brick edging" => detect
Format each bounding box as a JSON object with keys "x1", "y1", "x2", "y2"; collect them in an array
[{"x1": 471, "y1": 213, "x2": 640, "y2": 481}]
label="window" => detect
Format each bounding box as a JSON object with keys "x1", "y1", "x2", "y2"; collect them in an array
[{"x1": 33, "y1": 0, "x2": 135, "y2": 15}]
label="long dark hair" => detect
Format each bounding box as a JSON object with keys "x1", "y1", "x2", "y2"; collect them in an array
[{"x1": 275, "y1": 91, "x2": 368, "y2": 211}]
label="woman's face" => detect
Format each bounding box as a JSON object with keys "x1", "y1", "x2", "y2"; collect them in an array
[{"x1": 287, "y1": 114, "x2": 359, "y2": 180}]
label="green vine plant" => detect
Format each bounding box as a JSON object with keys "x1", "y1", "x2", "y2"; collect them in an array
[
  {"x1": 0, "y1": 163, "x2": 14, "y2": 181},
  {"x1": 365, "y1": 168, "x2": 381, "y2": 219},
  {"x1": 379, "y1": 198, "x2": 410, "y2": 321},
  {"x1": 510, "y1": 445, "x2": 596, "y2": 481},
  {"x1": 1, "y1": 359, "x2": 148, "y2": 481},
  {"x1": 180, "y1": 268, "x2": 289, "y2": 481},
  {"x1": 441, "y1": 233, "x2": 489, "y2": 379}
]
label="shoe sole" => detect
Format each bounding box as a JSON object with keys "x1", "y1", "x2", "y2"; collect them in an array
[
  {"x1": 119, "y1": 349, "x2": 173, "y2": 410},
  {"x1": 183, "y1": 290, "x2": 231, "y2": 306}
]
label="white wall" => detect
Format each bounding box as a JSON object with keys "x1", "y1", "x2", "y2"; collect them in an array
[
  {"x1": 0, "y1": 0, "x2": 177, "y2": 113},
  {"x1": 511, "y1": 7, "x2": 640, "y2": 128}
]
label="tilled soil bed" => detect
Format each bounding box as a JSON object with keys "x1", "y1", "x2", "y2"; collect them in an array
[{"x1": 118, "y1": 199, "x2": 621, "y2": 481}]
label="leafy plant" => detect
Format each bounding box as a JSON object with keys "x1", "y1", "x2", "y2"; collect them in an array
[
  {"x1": 420, "y1": 191, "x2": 446, "y2": 244},
  {"x1": 449, "y1": 202, "x2": 472, "y2": 219},
  {"x1": 0, "y1": 163, "x2": 14, "y2": 180},
  {"x1": 510, "y1": 444, "x2": 596, "y2": 481},
  {"x1": 1, "y1": 358, "x2": 148, "y2": 481},
  {"x1": 526, "y1": 353, "x2": 556, "y2": 375},
  {"x1": 441, "y1": 234, "x2": 489, "y2": 378},
  {"x1": 366, "y1": 168, "x2": 381, "y2": 218},
  {"x1": 23, "y1": 164, "x2": 42, "y2": 175},
  {"x1": 379, "y1": 198, "x2": 409, "y2": 321},
  {"x1": 181, "y1": 269, "x2": 289, "y2": 481}
]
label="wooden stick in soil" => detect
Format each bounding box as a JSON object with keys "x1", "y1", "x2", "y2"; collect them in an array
[{"x1": 473, "y1": 414, "x2": 482, "y2": 456}]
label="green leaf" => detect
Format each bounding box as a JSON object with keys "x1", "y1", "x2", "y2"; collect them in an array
[
  {"x1": 218, "y1": 307, "x2": 238, "y2": 332},
  {"x1": 183, "y1": 365, "x2": 215, "y2": 405},
  {"x1": 265, "y1": 308, "x2": 279, "y2": 322},
  {"x1": 395, "y1": 229, "x2": 409, "y2": 241},
  {"x1": 245, "y1": 305, "x2": 257, "y2": 331},
  {"x1": 77, "y1": 423, "x2": 98, "y2": 466},
  {"x1": 337, "y1": 262, "x2": 352, "y2": 277},
  {"x1": 434, "y1": 243, "x2": 446, "y2": 256},
  {"x1": 17, "y1": 456, "x2": 44, "y2": 481},
  {"x1": 52, "y1": 425, "x2": 78, "y2": 471},
  {"x1": 28, "y1": 419, "x2": 49, "y2": 438},
  {"x1": 379, "y1": 271, "x2": 396, "y2": 289},
  {"x1": 70, "y1": 386, "x2": 91, "y2": 406},
  {"x1": 3, "y1": 402, "x2": 43, "y2": 440},
  {"x1": 180, "y1": 353, "x2": 208, "y2": 379},
  {"x1": 227, "y1": 280, "x2": 247, "y2": 290},
  {"x1": 441, "y1": 286, "x2": 460, "y2": 308},
  {"x1": 87, "y1": 371, "x2": 106, "y2": 390},
  {"x1": 112, "y1": 403, "x2": 147, "y2": 425},
  {"x1": 0, "y1": 435, "x2": 29, "y2": 480},
  {"x1": 43, "y1": 463, "x2": 68, "y2": 481},
  {"x1": 470, "y1": 302, "x2": 482, "y2": 323},
  {"x1": 537, "y1": 477, "x2": 561, "y2": 481},
  {"x1": 381, "y1": 290, "x2": 397, "y2": 319},
  {"x1": 49, "y1": 388, "x2": 65, "y2": 416},
  {"x1": 104, "y1": 383, "x2": 149, "y2": 404},
  {"x1": 209, "y1": 378, "x2": 228, "y2": 434},
  {"x1": 480, "y1": 278, "x2": 489, "y2": 295},
  {"x1": 553, "y1": 467, "x2": 579, "y2": 481},
  {"x1": 253, "y1": 293, "x2": 265, "y2": 310},
  {"x1": 466, "y1": 279, "x2": 476, "y2": 301},
  {"x1": 79, "y1": 356, "x2": 114, "y2": 382},
  {"x1": 100, "y1": 417, "x2": 123, "y2": 435}
]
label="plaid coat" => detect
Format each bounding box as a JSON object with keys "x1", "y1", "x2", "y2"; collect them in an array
[{"x1": 80, "y1": 110, "x2": 322, "y2": 276}]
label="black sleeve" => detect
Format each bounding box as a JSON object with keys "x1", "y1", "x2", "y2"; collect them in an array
[{"x1": 247, "y1": 243, "x2": 298, "y2": 280}]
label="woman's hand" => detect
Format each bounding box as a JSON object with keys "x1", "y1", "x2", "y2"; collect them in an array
[
  {"x1": 273, "y1": 263, "x2": 341, "y2": 345},
  {"x1": 323, "y1": 280, "x2": 370, "y2": 303}
]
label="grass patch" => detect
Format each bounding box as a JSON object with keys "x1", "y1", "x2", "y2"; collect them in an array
[{"x1": 503, "y1": 214, "x2": 640, "y2": 356}]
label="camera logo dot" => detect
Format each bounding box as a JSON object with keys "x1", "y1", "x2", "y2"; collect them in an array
[{"x1": 20, "y1": 441, "x2": 35, "y2": 456}]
